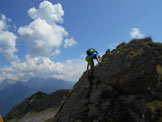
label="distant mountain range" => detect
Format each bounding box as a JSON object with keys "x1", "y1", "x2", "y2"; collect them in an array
[
  {"x1": 0, "y1": 77, "x2": 74, "y2": 116},
  {"x1": 4, "y1": 90, "x2": 69, "y2": 122},
  {"x1": 0, "y1": 79, "x2": 19, "y2": 92}
]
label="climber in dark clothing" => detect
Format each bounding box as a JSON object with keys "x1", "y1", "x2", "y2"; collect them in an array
[{"x1": 86, "y1": 48, "x2": 101, "y2": 78}]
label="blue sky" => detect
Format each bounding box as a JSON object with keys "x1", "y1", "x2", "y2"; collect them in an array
[{"x1": 0, "y1": 0, "x2": 162, "y2": 82}]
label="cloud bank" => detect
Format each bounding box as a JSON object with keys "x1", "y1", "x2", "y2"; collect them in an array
[
  {"x1": 0, "y1": 1, "x2": 83, "y2": 82},
  {"x1": 0, "y1": 56, "x2": 86, "y2": 82}
]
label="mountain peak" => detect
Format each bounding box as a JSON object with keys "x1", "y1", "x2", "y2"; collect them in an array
[
  {"x1": 0, "y1": 77, "x2": 73, "y2": 116},
  {"x1": 4, "y1": 90, "x2": 69, "y2": 122},
  {"x1": 53, "y1": 37, "x2": 162, "y2": 122}
]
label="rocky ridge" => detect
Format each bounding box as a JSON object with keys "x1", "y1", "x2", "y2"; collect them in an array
[
  {"x1": 4, "y1": 90, "x2": 69, "y2": 122},
  {"x1": 53, "y1": 37, "x2": 162, "y2": 122}
]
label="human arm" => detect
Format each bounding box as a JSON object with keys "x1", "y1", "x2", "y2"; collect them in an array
[{"x1": 96, "y1": 55, "x2": 101, "y2": 64}]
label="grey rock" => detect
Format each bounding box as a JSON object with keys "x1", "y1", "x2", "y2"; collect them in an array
[{"x1": 54, "y1": 38, "x2": 162, "y2": 122}]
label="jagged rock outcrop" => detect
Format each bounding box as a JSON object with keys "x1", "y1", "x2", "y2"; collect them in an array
[
  {"x1": 4, "y1": 90, "x2": 69, "y2": 122},
  {"x1": 53, "y1": 37, "x2": 162, "y2": 122}
]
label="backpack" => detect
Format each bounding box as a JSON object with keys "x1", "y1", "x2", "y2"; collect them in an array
[{"x1": 86, "y1": 48, "x2": 97, "y2": 55}]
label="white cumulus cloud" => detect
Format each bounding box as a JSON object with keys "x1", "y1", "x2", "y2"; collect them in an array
[
  {"x1": 0, "y1": 56, "x2": 86, "y2": 82},
  {"x1": 64, "y1": 38, "x2": 77, "y2": 48},
  {"x1": 18, "y1": 1, "x2": 71, "y2": 57},
  {"x1": 130, "y1": 28, "x2": 144, "y2": 38},
  {"x1": 0, "y1": 1, "x2": 80, "y2": 82},
  {"x1": 28, "y1": 1, "x2": 64, "y2": 24},
  {"x1": 18, "y1": 18, "x2": 67, "y2": 56},
  {"x1": 0, "y1": 14, "x2": 18, "y2": 61}
]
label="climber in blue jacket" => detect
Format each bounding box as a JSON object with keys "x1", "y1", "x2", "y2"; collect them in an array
[{"x1": 85, "y1": 48, "x2": 101, "y2": 78}]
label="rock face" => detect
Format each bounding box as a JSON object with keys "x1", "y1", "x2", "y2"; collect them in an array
[
  {"x1": 4, "y1": 90, "x2": 69, "y2": 122},
  {"x1": 53, "y1": 38, "x2": 162, "y2": 122}
]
